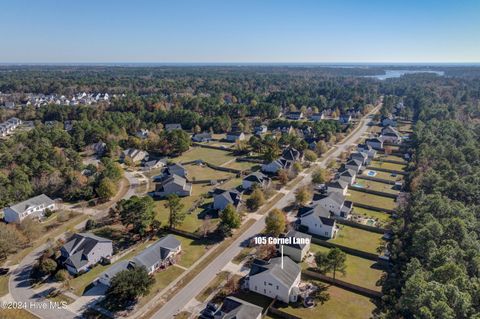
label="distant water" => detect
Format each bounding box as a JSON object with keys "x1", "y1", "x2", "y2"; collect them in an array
[{"x1": 366, "y1": 70, "x2": 445, "y2": 80}]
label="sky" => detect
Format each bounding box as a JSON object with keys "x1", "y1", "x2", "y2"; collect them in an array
[{"x1": 0, "y1": 0, "x2": 479, "y2": 63}]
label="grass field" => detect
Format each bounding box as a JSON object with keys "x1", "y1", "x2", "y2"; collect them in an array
[
  {"x1": 331, "y1": 225, "x2": 384, "y2": 254},
  {"x1": 347, "y1": 189, "x2": 397, "y2": 211},
  {"x1": 352, "y1": 206, "x2": 391, "y2": 224},
  {"x1": 184, "y1": 164, "x2": 235, "y2": 180},
  {"x1": 173, "y1": 147, "x2": 235, "y2": 166},
  {"x1": 280, "y1": 285, "x2": 376, "y2": 319},
  {"x1": 307, "y1": 244, "x2": 384, "y2": 290},
  {"x1": 223, "y1": 161, "x2": 260, "y2": 171},
  {"x1": 362, "y1": 169, "x2": 404, "y2": 182},
  {"x1": 369, "y1": 160, "x2": 407, "y2": 172},
  {"x1": 376, "y1": 154, "x2": 407, "y2": 163},
  {"x1": 218, "y1": 177, "x2": 242, "y2": 190},
  {"x1": 0, "y1": 309, "x2": 39, "y2": 319},
  {"x1": 353, "y1": 179, "x2": 400, "y2": 194},
  {"x1": 176, "y1": 235, "x2": 211, "y2": 268},
  {"x1": 154, "y1": 184, "x2": 219, "y2": 233},
  {"x1": 137, "y1": 265, "x2": 185, "y2": 307}
]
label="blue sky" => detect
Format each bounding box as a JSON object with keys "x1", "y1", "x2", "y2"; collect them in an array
[{"x1": 0, "y1": 0, "x2": 479, "y2": 63}]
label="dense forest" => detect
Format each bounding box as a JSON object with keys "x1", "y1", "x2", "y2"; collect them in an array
[{"x1": 382, "y1": 76, "x2": 480, "y2": 318}]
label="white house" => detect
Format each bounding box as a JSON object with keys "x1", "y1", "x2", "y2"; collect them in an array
[
  {"x1": 121, "y1": 148, "x2": 149, "y2": 163},
  {"x1": 131, "y1": 235, "x2": 181, "y2": 274},
  {"x1": 366, "y1": 137, "x2": 384, "y2": 150},
  {"x1": 287, "y1": 111, "x2": 304, "y2": 120},
  {"x1": 297, "y1": 205, "x2": 337, "y2": 238},
  {"x1": 358, "y1": 144, "x2": 377, "y2": 162},
  {"x1": 254, "y1": 125, "x2": 268, "y2": 136},
  {"x1": 3, "y1": 194, "x2": 56, "y2": 223},
  {"x1": 154, "y1": 174, "x2": 192, "y2": 197},
  {"x1": 345, "y1": 158, "x2": 363, "y2": 173},
  {"x1": 261, "y1": 157, "x2": 292, "y2": 174},
  {"x1": 226, "y1": 131, "x2": 246, "y2": 142},
  {"x1": 192, "y1": 132, "x2": 212, "y2": 142},
  {"x1": 327, "y1": 179, "x2": 349, "y2": 196},
  {"x1": 312, "y1": 192, "x2": 352, "y2": 218},
  {"x1": 248, "y1": 257, "x2": 301, "y2": 303},
  {"x1": 165, "y1": 123, "x2": 183, "y2": 131},
  {"x1": 60, "y1": 233, "x2": 113, "y2": 275},
  {"x1": 281, "y1": 230, "x2": 312, "y2": 262},
  {"x1": 338, "y1": 168, "x2": 356, "y2": 185},
  {"x1": 213, "y1": 189, "x2": 242, "y2": 211},
  {"x1": 242, "y1": 171, "x2": 271, "y2": 190},
  {"x1": 163, "y1": 163, "x2": 188, "y2": 178}
]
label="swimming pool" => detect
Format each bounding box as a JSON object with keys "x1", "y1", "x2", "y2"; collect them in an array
[{"x1": 366, "y1": 170, "x2": 377, "y2": 177}]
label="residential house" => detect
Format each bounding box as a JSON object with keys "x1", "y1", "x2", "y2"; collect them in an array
[
  {"x1": 131, "y1": 235, "x2": 182, "y2": 274},
  {"x1": 287, "y1": 111, "x2": 304, "y2": 120},
  {"x1": 345, "y1": 158, "x2": 364, "y2": 173},
  {"x1": 60, "y1": 233, "x2": 113, "y2": 275},
  {"x1": 248, "y1": 257, "x2": 301, "y2": 303},
  {"x1": 366, "y1": 137, "x2": 384, "y2": 150},
  {"x1": 261, "y1": 157, "x2": 292, "y2": 174},
  {"x1": 309, "y1": 112, "x2": 325, "y2": 121},
  {"x1": 358, "y1": 144, "x2": 377, "y2": 162},
  {"x1": 350, "y1": 152, "x2": 368, "y2": 166},
  {"x1": 339, "y1": 114, "x2": 352, "y2": 124},
  {"x1": 280, "y1": 230, "x2": 312, "y2": 262},
  {"x1": 142, "y1": 158, "x2": 167, "y2": 171},
  {"x1": 154, "y1": 174, "x2": 192, "y2": 197},
  {"x1": 136, "y1": 129, "x2": 149, "y2": 139},
  {"x1": 275, "y1": 125, "x2": 294, "y2": 135},
  {"x1": 326, "y1": 179, "x2": 349, "y2": 196},
  {"x1": 381, "y1": 126, "x2": 402, "y2": 144},
  {"x1": 165, "y1": 123, "x2": 183, "y2": 131},
  {"x1": 226, "y1": 131, "x2": 246, "y2": 142},
  {"x1": 214, "y1": 296, "x2": 263, "y2": 319},
  {"x1": 338, "y1": 167, "x2": 356, "y2": 185},
  {"x1": 254, "y1": 125, "x2": 268, "y2": 136},
  {"x1": 312, "y1": 192, "x2": 352, "y2": 218},
  {"x1": 213, "y1": 189, "x2": 242, "y2": 211},
  {"x1": 282, "y1": 147, "x2": 303, "y2": 162},
  {"x1": 242, "y1": 172, "x2": 271, "y2": 190},
  {"x1": 121, "y1": 148, "x2": 149, "y2": 164},
  {"x1": 297, "y1": 205, "x2": 337, "y2": 238},
  {"x1": 164, "y1": 163, "x2": 188, "y2": 178},
  {"x1": 381, "y1": 115, "x2": 396, "y2": 127},
  {"x1": 192, "y1": 132, "x2": 213, "y2": 142},
  {"x1": 3, "y1": 194, "x2": 56, "y2": 223},
  {"x1": 97, "y1": 260, "x2": 132, "y2": 286},
  {"x1": 91, "y1": 141, "x2": 107, "y2": 155}
]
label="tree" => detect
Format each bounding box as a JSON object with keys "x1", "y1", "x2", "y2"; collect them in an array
[
  {"x1": 38, "y1": 258, "x2": 57, "y2": 275},
  {"x1": 315, "y1": 248, "x2": 347, "y2": 280},
  {"x1": 303, "y1": 150, "x2": 317, "y2": 162},
  {"x1": 278, "y1": 169, "x2": 289, "y2": 185},
  {"x1": 104, "y1": 267, "x2": 154, "y2": 311},
  {"x1": 246, "y1": 188, "x2": 265, "y2": 211},
  {"x1": 118, "y1": 196, "x2": 155, "y2": 236},
  {"x1": 295, "y1": 186, "x2": 311, "y2": 206},
  {"x1": 220, "y1": 204, "x2": 241, "y2": 230},
  {"x1": 200, "y1": 215, "x2": 214, "y2": 237},
  {"x1": 312, "y1": 168, "x2": 328, "y2": 184},
  {"x1": 292, "y1": 162, "x2": 303, "y2": 174},
  {"x1": 265, "y1": 208, "x2": 286, "y2": 237},
  {"x1": 97, "y1": 177, "x2": 117, "y2": 200},
  {"x1": 165, "y1": 194, "x2": 185, "y2": 229},
  {"x1": 17, "y1": 217, "x2": 44, "y2": 241},
  {"x1": 315, "y1": 140, "x2": 329, "y2": 155}
]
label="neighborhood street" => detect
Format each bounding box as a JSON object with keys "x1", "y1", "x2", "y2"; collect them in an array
[{"x1": 151, "y1": 107, "x2": 379, "y2": 319}]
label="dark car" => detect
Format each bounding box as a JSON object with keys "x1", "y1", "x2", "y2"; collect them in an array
[{"x1": 0, "y1": 268, "x2": 9, "y2": 276}]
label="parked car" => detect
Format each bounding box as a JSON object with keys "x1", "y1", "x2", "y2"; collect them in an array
[{"x1": 0, "y1": 268, "x2": 9, "y2": 275}]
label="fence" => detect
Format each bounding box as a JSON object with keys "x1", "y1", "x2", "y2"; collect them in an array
[
  {"x1": 352, "y1": 202, "x2": 396, "y2": 214},
  {"x1": 310, "y1": 236, "x2": 379, "y2": 261},
  {"x1": 334, "y1": 217, "x2": 387, "y2": 234},
  {"x1": 237, "y1": 156, "x2": 266, "y2": 164},
  {"x1": 268, "y1": 307, "x2": 302, "y2": 319},
  {"x1": 356, "y1": 175, "x2": 397, "y2": 185},
  {"x1": 192, "y1": 142, "x2": 233, "y2": 151},
  {"x1": 349, "y1": 185, "x2": 398, "y2": 199},
  {"x1": 366, "y1": 165, "x2": 407, "y2": 176},
  {"x1": 302, "y1": 270, "x2": 383, "y2": 299},
  {"x1": 169, "y1": 228, "x2": 202, "y2": 240},
  {"x1": 377, "y1": 158, "x2": 407, "y2": 165}
]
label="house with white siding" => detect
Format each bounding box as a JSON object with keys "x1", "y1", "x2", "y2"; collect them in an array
[
  {"x1": 297, "y1": 205, "x2": 337, "y2": 238},
  {"x1": 3, "y1": 194, "x2": 56, "y2": 223},
  {"x1": 312, "y1": 192, "x2": 352, "y2": 218}
]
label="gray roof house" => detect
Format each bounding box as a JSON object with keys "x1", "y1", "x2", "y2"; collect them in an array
[
  {"x1": 214, "y1": 296, "x2": 263, "y2": 319},
  {"x1": 164, "y1": 163, "x2": 188, "y2": 178},
  {"x1": 282, "y1": 147, "x2": 303, "y2": 162},
  {"x1": 286, "y1": 111, "x2": 304, "y2": 120},
  {"x1": 248, "y1": 257, "x2": 301, "y2": 303},
  {"x1": 121, "y1": 148, "x2": 149, "y2": 163},
  {"x1": 60, "y1": 233, "x2": 113, "y2": 275},
  {"x1": 165, "y1": 123, "x2": 183, "y2": 131},
  {"x1": 192, "y1": 132, "x2": 213, "y2": 142},
  {"x1": 313, "y1": 192, "x2": 353, "y2": 218},
  {"x1": 327, "y1": 179, "x2": 349, "y2": 196},
  {"x1": 97, "y1": 260, "x2": 132, "y2": 286},
  {"x1": 154, "y1": 174, "x2": 192, "y2": 197},
  {"x1": 213, "y1": 189, "x2": 242, "y2": 211},
  {"x1": 226, "y1": 131, "x2": 246, "y2": 142},
  {"x1": 261, "y1": 157, "x2": 292, "y2": 174},
  {"x1": 281, "y1": 230, "x2": 312, "y2": 262},
  {"x1": 297, "y1": 204, "x2": 337, "y2": 239},
  {"x1": 91, "y1": 141, "x2": 107, "y2": 155},
  {"x1": 366, "y1": 137, "x2": 384, "y2": 150},
  {"x1": 338, "y1": 167, "x2": 357, "y2": 185},
  {"x1": 345, "y1": 158, "x2": 364, "y2": 173},
  {"x1": 3, "y1": 194, "x2": 56, "y2": 223},
  {"x1": 242, "y1": 171, "x2": 271, "y2": 190},
  {"x1": 131, "y1": 235, "x2": 181, "y2": 274},
  {"x1": 142, "y1": 158, "x2": 168, "y2": 171}
]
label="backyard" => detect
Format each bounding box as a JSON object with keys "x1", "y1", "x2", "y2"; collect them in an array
[
  {"x1": 369, "y1": 160, "x2": 407, "y2": 172},
  {"x1": 362, "y1": 169, "x2": 404, "y2": 182},
  {"x1": 352, "y1": 206, "x2": 392, "y2": 225},
  {"x1": 347, "y1": 189, "x2": 397, "y2": 211},
  {"x1": 172, "y1": 147, "x2": 235, "y2": 166},
  {"x1": 184, "y1": 163, "x2": 236, "y2": 180},
  {"x1": 375, "y1": 154, "x2": 407, "y2": 163},
  {"x1": 353, "y1": 178, "x2": 400, "y2": 194},
  {"x1": 330, "y1": 225, "x2": 384, "y2": 254},
  {"x1": 306, "y1": 244, "x2": 384, "y2": 291}
]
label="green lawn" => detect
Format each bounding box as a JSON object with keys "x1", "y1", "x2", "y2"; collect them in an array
[
  {"x1": 154, "y1": 184, "x2": 219, "y2": 233},
  {"x1": 307, "y1": 244, "x2": 384, "y2": 291},
  {"x1": 369, "y1": 160, "x2": 407, "y2": 172},
  {"x1": 184, "y1": 164, "x2": 235, "y2": 180},
  {"x1": 280, "y1": 285, "x2": 376, "y2": 319},
  {"x1": 362, "y1": 169, "x2": 404, "y2": 182},
  {"x1": 331, "y1": 225, "x2": 384, "y2": 254},
  {"x1": 137, "y1": 265, "x2": 185, "y2": 307},
  {"x1": 0, "y1": 274, "x2": 9, "y2": 296},
  {"x1": 376, "y1": 154, "x2": 406, "y2": 163},
  {"x1": 0, "y1": 309, "x2": 39, "y2": 319},
  {"x1": 224, "y1": 161, "x2": 260, "y2": 171},
  {"x1": 176, "y1": 235, "x2": 211, "y2": 268},
  {"x1": 347, "y1": 189, "x2": 397, "y2": 211},
  {"x1": 173, "y1": 147, "x2": 235, "y2": 166},
  {"x1": 353, "y1": 179, "x2": 400, "y2": 194},
  {"x1": 218, "y1": 177, "x2": 242, "y2": 190},
  {"x1": 352, "y1": 206, "x2": 392, "y2": 225}
]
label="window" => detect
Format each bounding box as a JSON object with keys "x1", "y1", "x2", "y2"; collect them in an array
[
  {"x1": 325, "y1": 232, "x2": 328, "y2": 236},
  {"x1": 264, "y1": 281, "x2": 266, "y2": 286},
  {"x1": 268, "y1": 283, "x2": 272, "y2": 286},
  {"x1": 276, "y1": 285, "x2": 279, "y2": 290}
]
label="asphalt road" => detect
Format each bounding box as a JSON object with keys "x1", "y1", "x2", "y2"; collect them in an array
[{"x1": 151, "y1": 109, "x2": 377, "y2": 319}]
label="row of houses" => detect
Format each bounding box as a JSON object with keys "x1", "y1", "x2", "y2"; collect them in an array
[
  {"x1": 2, "y1": 92, "x2": 115, "y2": 109},
  {"x1": 261, "y1": 147, "x2": 303, "y2": 174},
  {"x1": 285, "y1": 110, "x2": 357, "y2": 124},
  {"x1": 365, "y1": 125, "x2": 402, "y2": 150},
  {"x1": 0, "y1": 117, "x2": 22, "y2": 137}
]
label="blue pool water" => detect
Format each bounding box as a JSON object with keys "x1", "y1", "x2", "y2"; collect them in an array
[{"x1": 367, "y1": 170, "x2": 377, "y2": 177}]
